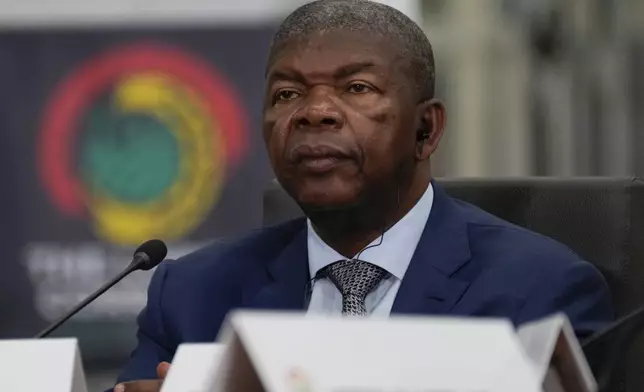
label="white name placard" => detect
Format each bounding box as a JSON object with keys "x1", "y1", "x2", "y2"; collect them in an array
[
  {"x1": 161, "y1": 343, "x2": 224, "y2": 392},
  {"x1": 211, "y1": 312, "x2": 549, "y2": 392},
  {"x1": 0, "y1": 337, "x2": 87, "y2": 392}
]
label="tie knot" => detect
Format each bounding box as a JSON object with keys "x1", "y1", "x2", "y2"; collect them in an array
[{"x1": 320, "y1": 259, "x2": 388, "y2": 299}]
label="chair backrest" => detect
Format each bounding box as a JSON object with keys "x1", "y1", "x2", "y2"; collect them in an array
[{"x1": 263, "y1": 177, "x2": 644, "y2": 392}]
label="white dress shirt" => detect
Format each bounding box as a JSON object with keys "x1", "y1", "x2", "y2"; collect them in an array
[{"x1": 306, "y1": 182, "x2": 434, "y2": 316}]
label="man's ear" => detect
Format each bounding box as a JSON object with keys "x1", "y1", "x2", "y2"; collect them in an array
[{"x1": 415, "y1": 98, "x2": 446, "y2": 161}]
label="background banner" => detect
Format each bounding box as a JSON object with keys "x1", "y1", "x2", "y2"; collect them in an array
[{"x1": 0, "y1": 26, "x2": 275, "y2": 368}]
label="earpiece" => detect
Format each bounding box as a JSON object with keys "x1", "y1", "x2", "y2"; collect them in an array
[{"x1": 416, "y1": 119, "x2": 431, "y2": 142}]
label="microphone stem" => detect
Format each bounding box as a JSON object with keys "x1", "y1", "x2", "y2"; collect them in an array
[{"x1": 35, "y1": 263, "x2": 139, "y2": 338}]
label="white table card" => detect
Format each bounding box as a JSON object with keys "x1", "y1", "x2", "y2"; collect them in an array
[
  {"x1": 161, "y1": 343, "x2": 224, "y2": 392},
  {"x1": 210, "y1": 311, "x2": 554, "y2": 392},
  {"x1": 518, "y1": 313, "x2": 597, "y2": 392},
  {"x1": 0, "y1": 337, "x2": 87, "y2": 392}
]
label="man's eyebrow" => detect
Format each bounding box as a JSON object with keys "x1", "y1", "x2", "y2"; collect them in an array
[
  {"x1": 333, "y1": 61, "x2": 377, "y2": 79},
  {"x1": 266, "y1": 61, "x2": 378, "y2": 84},
  {"x1": 266, "y1": 68, "x2": 307, "y2": 84}
]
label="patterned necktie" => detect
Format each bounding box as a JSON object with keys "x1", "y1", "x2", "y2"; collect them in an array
[{"x1": 318, "y1": 259, "x2": 388, "y2": 316}]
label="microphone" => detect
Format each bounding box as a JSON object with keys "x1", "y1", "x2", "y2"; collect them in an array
[{"x1": 34, "y1": 239, "x2": 168, "y2": 338}]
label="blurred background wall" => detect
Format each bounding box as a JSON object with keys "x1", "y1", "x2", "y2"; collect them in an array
[
  {"x1": 0, "y1": 0, "x2": 642, "y2": 391},
  {"x1": 426, "y1": 0, "x2": 644, "y2": 177}
]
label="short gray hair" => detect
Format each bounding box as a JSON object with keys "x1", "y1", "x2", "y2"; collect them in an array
[{"x1": 268, "y1": 0, "x2": 436, "y2": 100}]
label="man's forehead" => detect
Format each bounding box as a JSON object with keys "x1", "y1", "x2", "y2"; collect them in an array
[{"x1": 266, "y1": 31, "x2": 402, "y2": 76}]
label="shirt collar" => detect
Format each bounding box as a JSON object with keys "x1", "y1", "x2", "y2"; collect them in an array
[{"x1": 307, "y1": 182, "x2": 434, "y2": 280}]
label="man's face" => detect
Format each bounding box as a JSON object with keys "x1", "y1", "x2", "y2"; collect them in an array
[{"x1": 263, "y1": 31, "x2": 418, "y2": 210}]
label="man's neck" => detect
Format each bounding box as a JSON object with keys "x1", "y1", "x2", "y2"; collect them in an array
[{"x1": 307, "y1": 176, "x2": 431, "y2": 258}]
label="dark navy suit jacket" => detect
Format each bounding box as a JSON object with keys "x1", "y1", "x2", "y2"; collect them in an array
[{"x1": 114, "y1": 182, "x2": 614, "y2": 383}]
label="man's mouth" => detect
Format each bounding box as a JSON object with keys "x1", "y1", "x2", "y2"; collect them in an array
[
  {"x1": 298, "y1": 156, "x2": 352, "y2": 172},
  {"x1": 289, "y1": 144, "x2": 354, "y2": 173}
]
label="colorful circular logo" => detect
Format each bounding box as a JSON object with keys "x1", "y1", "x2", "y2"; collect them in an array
[{"x1": 38, "y1": 42, "x2": 248, "y2": 246}]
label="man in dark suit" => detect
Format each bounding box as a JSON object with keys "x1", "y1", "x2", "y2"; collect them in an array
[{"x1": 113, "y1": 0, "x2": 613, "y2": 390}]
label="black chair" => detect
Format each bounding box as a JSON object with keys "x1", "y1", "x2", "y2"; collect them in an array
[{"x1": 263, "y1": 177, "x2": 644, "y2": 392}]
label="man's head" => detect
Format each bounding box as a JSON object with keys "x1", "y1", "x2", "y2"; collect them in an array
[{"x1": 263, "y1": 0, "x2": 446, "y2": 216}]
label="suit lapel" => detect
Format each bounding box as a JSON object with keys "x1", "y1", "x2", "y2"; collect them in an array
[
  {"x1": 391, "y1": 181, "x2": 472, "y2": 315},
  {"x1": 242, "y1": 182, "x2": 472, "y2": 316},
  {"x1": 244, "y1": 221, "x2": 310, "y2": 311}
]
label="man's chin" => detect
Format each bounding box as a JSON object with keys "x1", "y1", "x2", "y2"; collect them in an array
[{"x1": 293, "y1": 190, "x2": 360, "y2": 213}]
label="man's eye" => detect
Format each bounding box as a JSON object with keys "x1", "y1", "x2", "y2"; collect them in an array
[
  {"x1": 347, "y1": 83, "x2": 372, "y2": 94},
  {"x1": 275, "y1": 90, "x2": 301, "y2": 102}
]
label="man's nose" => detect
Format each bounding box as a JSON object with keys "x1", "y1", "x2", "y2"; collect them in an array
[{"x1": 293, "y1": 91, "x2": 344, "y2": 130}]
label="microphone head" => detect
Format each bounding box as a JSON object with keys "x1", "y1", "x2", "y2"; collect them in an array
[{"x1": 133, "y1": 239, "x2": 168, "y2": 270}]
